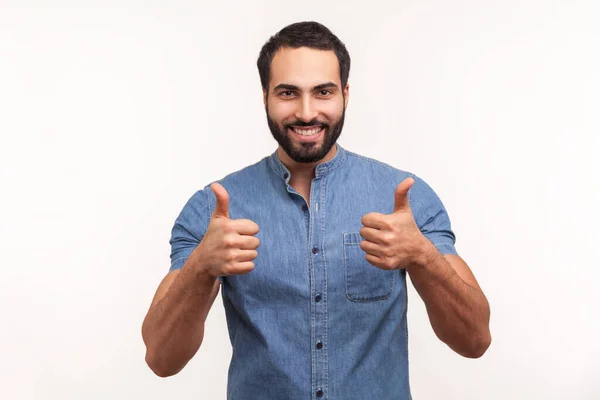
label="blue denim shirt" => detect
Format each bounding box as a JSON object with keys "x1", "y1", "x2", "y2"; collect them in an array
[{"x1": 169, "y1": 143, "x2": 458, "y2": 399}]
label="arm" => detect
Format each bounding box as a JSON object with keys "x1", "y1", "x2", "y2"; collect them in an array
[
  {"x1": 407, "y1": 240, "x2": 491, "y2": 358},
  {"x1": 141, "y1": 249, "x2": 221, "y2": 377}
]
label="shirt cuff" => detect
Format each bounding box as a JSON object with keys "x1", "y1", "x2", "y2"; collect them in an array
[{"x1": 432, "y1": 242, "x2": 458, "y2": 256}]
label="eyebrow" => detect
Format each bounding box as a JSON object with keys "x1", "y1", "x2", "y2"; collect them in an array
[{"x1": 273, "y1": 82, "x2": 339, "y2": 92}]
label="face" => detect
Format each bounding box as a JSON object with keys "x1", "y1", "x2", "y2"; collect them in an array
[{"x1": 264, "y1": 47, "x2": 349, "y2": 164}]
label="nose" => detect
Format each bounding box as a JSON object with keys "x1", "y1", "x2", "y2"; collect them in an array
[{"x1": 294, "y1": 95, "x2": 319, "y2": 122}]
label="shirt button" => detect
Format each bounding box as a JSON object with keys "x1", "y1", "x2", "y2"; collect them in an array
[
  {"x1": 312, "y1": 247, "x2": 319, "y2": 254},
  {"x1": 316, "y1": 389, "x2": 323, "y2": 397},
  {"x1": 302, "y1": 204, "x2": 308, "y2": 211},
  {"x1": 316, "y1": 341, "x2": 323, "y2": 349},
  {"x1": 315, "y1": 294, "x2": 321, "y2": 302}
]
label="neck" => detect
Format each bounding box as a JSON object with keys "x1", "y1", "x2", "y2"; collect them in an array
[{"x1": 277, "y1": 143, "x2": 338, "y2": 182}]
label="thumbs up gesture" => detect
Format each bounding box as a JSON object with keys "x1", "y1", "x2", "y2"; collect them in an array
[
  {"x1": 193, "y1": 182, "x2": 260, "y2": 278},
  {"x1": 359, "y1": 177, "x2": 428, "y2": 270}
]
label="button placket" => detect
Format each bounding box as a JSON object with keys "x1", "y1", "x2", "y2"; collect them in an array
[{"x1": 310, "y1": 180, "x2": 327, "y2": 400}]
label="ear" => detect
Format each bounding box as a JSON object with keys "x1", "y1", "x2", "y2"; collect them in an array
[
  {"x1": 343, "y1": 83, "x2": 350, "y2": 108},
  {"x1": 263, "y1": 88, "x2": 267, "y2": 107}
]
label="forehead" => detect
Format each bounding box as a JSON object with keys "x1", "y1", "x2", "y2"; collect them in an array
[{"x1": 269, "y1": 47, "x2": 340, "y2": 89}]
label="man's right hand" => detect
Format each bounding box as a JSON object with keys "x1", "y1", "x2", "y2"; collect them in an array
[{"x1": 191, "y1": 182, "x2": 260, "y2": 278}]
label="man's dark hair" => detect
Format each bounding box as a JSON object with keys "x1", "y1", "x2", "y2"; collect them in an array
[{"x1": 257, "y1": 21, "x2": 351, "y2": 92}]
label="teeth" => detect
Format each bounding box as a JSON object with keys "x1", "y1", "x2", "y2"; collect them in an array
[{"x1": 293, "y1": 127, "x2": 322, "y2": 136}]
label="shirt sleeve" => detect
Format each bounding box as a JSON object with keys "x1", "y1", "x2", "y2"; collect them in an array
[
  {"x1": 168, "y1": 186, "x2": 211, "y2": 272},
  {"x1": 408, "y1": 173, "x2": 459, "y2": 256}
]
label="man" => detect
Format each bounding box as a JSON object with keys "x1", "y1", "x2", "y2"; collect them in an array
[{"x1": 142, "y1": 21, "x2": 491, "y2": 399}]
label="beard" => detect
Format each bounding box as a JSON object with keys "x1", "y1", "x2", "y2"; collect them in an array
[{"x1": 266, "y1": 103, "x2": 346, "y2": 164}]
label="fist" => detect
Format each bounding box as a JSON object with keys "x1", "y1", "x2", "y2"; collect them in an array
[
  {"x1": 359, "y1": 177, "x2": 427, "y2": 270},
  {"x1": 193, "y1": 182, "x2": 260, "y2": 278}
]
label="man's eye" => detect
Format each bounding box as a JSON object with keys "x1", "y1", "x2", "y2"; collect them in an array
[
  {"x1": 281, "y1": 91, "x2": 294, "y2": 97},
  {"x1": 319, "y1": 90, "x2": 332, "y2": 96}
]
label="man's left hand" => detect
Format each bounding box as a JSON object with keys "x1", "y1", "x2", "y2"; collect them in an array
[{"x1": 359, "y1": 177, "x2": 429, "y2": 270}]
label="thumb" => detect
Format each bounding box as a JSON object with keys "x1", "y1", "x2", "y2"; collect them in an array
[
  {"x1": 211, "y1": 182, "x2": 229, "y2": 219},
  {"x1": 393, "y1": 177, "x2": 414, "y2": 213}
]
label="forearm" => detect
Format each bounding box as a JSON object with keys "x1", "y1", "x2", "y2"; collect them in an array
[
  {"x1": 142, "y1": 259, "x2": 217, "y2": 376},
  {"x1": 407, "y1": 241, "x2": 491, "y2": 358}
]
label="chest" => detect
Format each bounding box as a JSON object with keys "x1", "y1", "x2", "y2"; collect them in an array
[{"x1": 221, "y1": 182, "x2": 399, "y2": 306}]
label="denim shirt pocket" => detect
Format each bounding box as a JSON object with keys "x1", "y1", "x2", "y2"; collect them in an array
[{"x1": 343, "y1": 232, "x2": 395, "y2": 302}]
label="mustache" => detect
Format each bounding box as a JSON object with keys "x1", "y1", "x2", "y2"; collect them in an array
[{"x1": 285, "y1": 119, "x2": 328, "y2": 128}]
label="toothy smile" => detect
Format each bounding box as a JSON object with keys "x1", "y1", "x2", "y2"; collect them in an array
[{"x1": 291, "y1": 126, "x2": 323, "y2": 136}]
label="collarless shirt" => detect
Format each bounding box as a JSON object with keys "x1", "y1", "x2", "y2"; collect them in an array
[{"x1": 168, "y1": 143, "x2": 458, "y2": 400}]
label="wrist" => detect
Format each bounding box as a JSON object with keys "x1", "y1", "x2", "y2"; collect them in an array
[
  {"x1": 407, "y1": 237, "x2": 437, "y2": 273},
  {"x1": 186, "y1": 246, "x2": 216, "y2": 281}
]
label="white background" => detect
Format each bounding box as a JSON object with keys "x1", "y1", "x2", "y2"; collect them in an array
[{"x1": 1, "y1": 0, "x2": 599, "y2": 399}]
